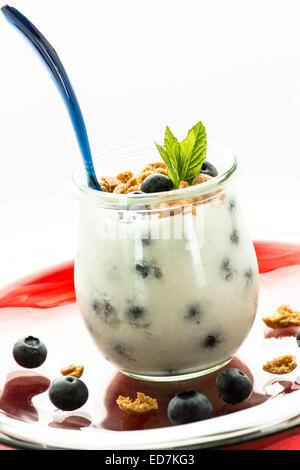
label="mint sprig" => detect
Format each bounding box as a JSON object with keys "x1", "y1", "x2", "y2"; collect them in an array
[{"x1": 155, "y1": 121, "x2": 207, "y2": 188}]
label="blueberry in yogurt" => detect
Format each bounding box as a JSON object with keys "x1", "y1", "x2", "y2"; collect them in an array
[
  {"x1": 141, "y1": 174, "x2": 173, "y2": 193},
  {"x1": 184, "y1": 304, "x2": 202, "y2": 324},
  {"x1": 126, "y1": 304, "x2": 150, "y2": 328},
  {"x1": 136, "y1": 261, "x2": 150, "y2": 279},
  {"x1": 203, "y1": 333, "x2": 221, "y2": 349},
  {"x1": 92, "y1": 297, "x2": 118, "y2": 325},
  {"x1": 220, "y1": 257, "x2": 236, "y2": 281},
  {"x1": 200, "y1": 161, "x2": 218, "y2": 177},
  {"x1": 230, "y1": 229, "x2": 239, "y2": 245}
]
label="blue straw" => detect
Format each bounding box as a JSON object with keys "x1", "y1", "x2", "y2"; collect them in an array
[{"x1": 1, "y1": 5, "x2": 102, "y2": 191}]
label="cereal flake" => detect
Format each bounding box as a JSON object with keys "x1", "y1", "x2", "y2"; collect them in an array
[
  {"x1": 60, "y1": 364, "x2": 84, "y2": 378},
  {"x1": 263, "y1": 355, "x2": 297, "y2": 375},
  {"x1": 191, "y1": 174, "x2": 213, "y2": 186},
  {"x1": 263, "y1": 304, "x2": 300, "y2": 329},
  {"x1": 116, "y1": 171, "x2": 134, "y2": 184},
  {"x1": 100, "y1": 176, "x2": 121, "y2": 192},
  {"x1": 116, "y1": 392, "x2": 158, "y2": 414},
  {"x1": 113, "y1": 183, "x2": 127, "y2": 194}
]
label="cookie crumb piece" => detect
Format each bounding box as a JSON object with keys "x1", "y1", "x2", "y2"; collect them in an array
[
  {"x1": 100, "y1": 176, "x2": 121, "y2": 192},
  {"x1": 116, "y1": 171, "x2": 134, "y2": 183},
  {"x1": 191, "y1": 174, "x2": 213, "y2": 186},
  {"x1": 179, "y1": 181, "x2": 189, "y2": 189},
  {"x1": 60, "y1": 364, "x2": 84, "y2": 378},
  {"x1": 263, "y1": 355, "x2": 297, "y2": 374},
  {"x1": 263, "y1": 304, "x2": 300, "y2": 329},
  {"x1": 116, "y1": 392, "x2": 158, "y2": 414}
]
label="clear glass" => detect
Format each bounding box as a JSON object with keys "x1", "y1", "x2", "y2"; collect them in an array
[{"x1": 72, "y1": 142, "x2": 259, "y2": 381}]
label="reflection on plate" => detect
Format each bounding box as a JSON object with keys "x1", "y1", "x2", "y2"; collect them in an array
[{"x1": 0, "y1": 241, "x2": 300, "y2": 449}]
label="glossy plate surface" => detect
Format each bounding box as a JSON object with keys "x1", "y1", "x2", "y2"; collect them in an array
[{"x1": 0, "y1": 241, "x2": 300, "y2": 450}]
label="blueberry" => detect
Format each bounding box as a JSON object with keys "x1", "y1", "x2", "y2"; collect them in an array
[
  {"x1": 92, "y1": 298, "x2": 118, "y2": 324},
  {"x1": 13, "y1": 336, "x2": 47, "y2": 368},
  {"x1": 296, "y1": 329, "x2": 300, "y2": 347},
  {"x1": 126, "y1": 304, "x2": 149, "y2": 328},
  {"x1": 228, "y1": 199, "x2": 236, "y2": 213},
  {"x1": 48, "y1": 376, "x2": 89, "y2": 411},
  {"x1": 142, "y1": 237, "x2": 151, "y2": 246},
  {"x1": 113, "y1": 343, "x2": 136, "y2": 362},
  {"x1": 136, "y1": 261, "x2": 150, "y2": 278},
  {"x1": 167, "y1": 391, "x2": 213, "y2": 425},
  {"x1": 152, "y1": 266, "x2": 163, "y2": 279},
  {"x1": 200, "y1": 161, "x2": 218, "y2": 177},
  {"x1": 220, "y1": 257, "x2": 235, "y2": 281},
  {"x1": 216, "y1": 368, "x2": 253, "y2": 404},
  {"x1": 136, "y1": 262, "x2": 163, "y2": 279},
  {"x1": 244, "y1": 269, "x2": 253, "y2": 285},
  {"x1": 184, "y1": 304, "x2": 202, "y2": 324},
  {"x1": 203, "y1": 334, "x2": 220, "y2": 349},
  {"x1": 140, "y1": 174, "x2": 173, "y2": 193},
  {"x1": 230, "y1": 229, "x2": 239, "y2": 244}
]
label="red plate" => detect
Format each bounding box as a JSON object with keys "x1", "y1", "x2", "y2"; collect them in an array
[{"x1": 0, "y1": 241, "x2": 300, "y2": 450}]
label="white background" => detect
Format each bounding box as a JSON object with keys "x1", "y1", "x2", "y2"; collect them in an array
[{"x1": 0, "y1": 0, "x2": 300, "y2": 285}]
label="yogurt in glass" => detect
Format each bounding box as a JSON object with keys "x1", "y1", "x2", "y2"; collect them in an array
[{"x1": 72, "y1": 142, "x2": 259, "y2": 381}]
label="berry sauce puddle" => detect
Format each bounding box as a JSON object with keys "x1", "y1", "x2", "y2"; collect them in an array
[{"x1": 0, "y1": 241, "x2": 300, "y2": 445}]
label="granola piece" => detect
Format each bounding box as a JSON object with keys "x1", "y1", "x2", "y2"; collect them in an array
[
  {"x1": 126, "y1": 185, "x2": 140, "y2": 193},
  {"x1": 125, "y1": 176, "x2": 139, "y2": 191},
  {"x1": 263, "y1": 355, "x2": 297, "y2": 374},
  {"x1": 116, "y1": 170, "x2": 134, "y2": 184},
  {"x1": 113, "y1": 183, "x2": 127, "y2": 194},
  {"x1": 60, "y1": 364, "x2": 84, "y2": 378},
  {"x1": 191, "y1": 173, "x2": 213, "y2": 186},
  {"x1": 136, "y1": 170, "x2": 153, "y2": 184},
  {"x1": 100, "y1": 176, "x2": 121, "y2": 192},
  {"x1": 137, "y1": 168, "x2": 168, "y2": 185},
  {"x1": 143, "y1": 162, "x2": 167, "y2": 172},
  {"x1": 179, "y1": 181, "x2": 189, "y2": 189},
  {"x1": 116, "y1": 392, "x2": 158, "y2": 414},
  {"x1": 154, "y1": 167, "x2": 168, "y2": 177},
  {"x1": 262, "y1": 304, "x2": 300, "y2": 329}
]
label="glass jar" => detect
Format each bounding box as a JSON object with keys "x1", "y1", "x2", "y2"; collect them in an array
[{"x1": 71, "y1": 142, "x2": 259, "y2": 381}]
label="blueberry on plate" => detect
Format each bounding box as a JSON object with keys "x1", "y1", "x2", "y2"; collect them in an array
[
  {"x1": 200, "y1": 161, "x2": 218, "y2": 177},
  {"x1": 167, "y1": 390, "x2": 213, "y2": 425},
  {"x1": 216, "y1": 368, "x2": 253, "y2": 404},
  {"x1": 13, "y1": 336, "x2": 47, "y2": 368},
  {"x1": 140, "y1": 174, "x2": 173, "y2": 193},
  {"x1": 296, "y1": 329, "x2": 300, "y2": 347},
  {"x1": 48, "y1": 376, "x2": 89, "y2": 411}
]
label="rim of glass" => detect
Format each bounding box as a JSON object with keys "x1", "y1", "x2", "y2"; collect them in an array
[{"x1": 71, "y1": 141, "x2": 239, "y2": 207}]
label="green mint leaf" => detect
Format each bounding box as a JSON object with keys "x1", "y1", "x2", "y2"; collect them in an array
[
  {"x1": 179, "y1": 130, "x2": 197, "y2": 182},
  {"x1": 154, "y1": 142, "x2": 178, "y2": 187},
  {"x1": 183, "y1": 121, "x2": 207, "y2": 184},
  {"x1": 155, "y1": 120, "x2": 207, "y2": 187},
  {"x1": 164, "y1": 126, "x2": 182, "y2": 176}
]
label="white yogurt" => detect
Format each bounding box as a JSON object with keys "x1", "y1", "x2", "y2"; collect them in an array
[{"x1": 74, "y1": 188, "x2": 259, "y2": 378}]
